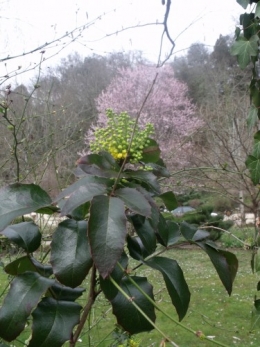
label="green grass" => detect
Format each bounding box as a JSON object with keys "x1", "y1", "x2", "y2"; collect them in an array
[{"x1": 1, "y1": 248, "x2": 260, "y2": 347}]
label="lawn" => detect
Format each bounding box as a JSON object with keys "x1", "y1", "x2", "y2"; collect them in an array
[{"x1": 1, "y1": 247, "x2": 260, "y2": 347}]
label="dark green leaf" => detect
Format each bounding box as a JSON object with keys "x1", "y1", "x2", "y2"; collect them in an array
[
  {"x1": 146, "y1": 162, "x2": 170, "y2": 178},
  {"x1": 126, "y1": 235, "x2": 150, "y2": 260},
  {"x1": 166, "y1": 221, "x2": 181, "y2": 246},
  {"x1": 5, "y1": 255, "x2": 53, "y2": 277},
  {"x1": 111, "y1": 276, "x2": 156, "y2": 334},
  {"x1": 58, "y1": 182, "x2": 108, "y2": 216},
  {"x1": 236, "y1": 0, "x2": 249, "y2": 8},
  {"x1": 192, "y1": 229, "x2": 210, "y2": 242},
  {"x1": 196, "y1": 241, "x2": 238, "y2": 295},
  {"x1": 100, "y1": 252, "x2": 128, "y2": 300},
  {"x1": 35, "y1": 205, "x2": 60, "y2": 215},
  {"x1": 77, "y1": 153, "x2": 120, "y2": 178},
  {"x1": 159, "y1": 191, "x2": 178, "y2": 211},
  {"x1": 124, "y1": 170, "x2": 160, "y2": 194},
  {"x1": 141, "y1": 139, "x2": 161, "y2": 163},
  {"x1": 145, "y1": 257, "x2": 190, "y2": 321},
  {"x1": 68, "y1": 201, "x2": 90, "y2": 220},
  {"x1": 230, "y1": 35, "x2": 258, "y2": 69},
  {"x1": 48, "y1": 283, "x2": 84, "y2": 301},
  {"x1": 88, "y1": 195, "x2": 127, "y2": 278},
  {"x1": 129, "y1": 215, "x2": 157, "y2": 255},
  {"x1": 51, "y1": 220, "x2": 92, "y2": 287},
  {"x1": 28, "y1": 297, "x2": 81, "y2": 347},
  {"x1": 180, "y1": 222, "x2": 197, "y2": 241},
  {"x1": 115, "y1": 188, "x2": 151, "y2": 217},
  {"x1": 0, "y1": 183, "x2": 51, "y2": 231},
  {"x1": 1, "y1": 222, "x2": 41, "y2": 253},
  {"x1": 257, "y1": 281, "x2": 260, "y2": 291},
  {"x1": 0, "y1": 272, "x2": 54, "y2": 341}
]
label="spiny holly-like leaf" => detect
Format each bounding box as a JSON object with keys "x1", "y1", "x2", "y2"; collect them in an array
[
  {"x1": 28, "y1": 297, "x2": 81, "y2": 347},
  {"x1": 166, "y1": 221, "x2": 181, "y2": 246},
  {"x1": 0, "y1": 183, "x2": 51, "y2": 231},
  {"x1": 129, "y1": 214, "x2": 157, "y2": 255},
  {"x1": 51, "y1": 220, "x2": 92, "y2": 287},
  {"x1": 1, "y1": 222, "x2": 41, "y2": 253},
  {"x1": 197, "y1": 241, "x2": 238, "y2": 295},
  {"x1": 145, "y1": 257, "x2": 190, "y2": 321},
  {"x1": 4, "y1": 255, "x2": 53, "y2": 277},
  {"x1": 100, "y1": 252, "x2": 128, "y2": 300},
  {"x1": 124, "y1": 170, "x2": 160, "y2": 194},
  {"x1": 0, "y1": 272, "x2": 54, "y2": 342},
  {"x1": 246, "y1": 154, "x2": 260, "y2": 185},
  {"x1": 115, "y1": 187, "x2": 151, "y2": 217},
  {"x1": 111, "y1": 276, "x2": 156, "y2": 334},
  {"x1": 77, "y1": 153, "x2": 120, "y2": 178},
  {"x1": 236, "y1": 0, "x2": 249, "y2": 9},
  {"x1": 230, "y1": 35, "x2": 258, "y2": 69},
  {"x1": 88, "y1": 195, "x2": 127, "y2": 278},
  {"x1": 48, "y1": 283, "x2": 84, "y2": 301},
  {"x1": 159, "y1": 191, "x2": 178, "y2": 211}
]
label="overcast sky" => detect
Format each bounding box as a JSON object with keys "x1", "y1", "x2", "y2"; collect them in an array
[{"x1": 0, "y1": 0, "x2": 242, "y2": 85}]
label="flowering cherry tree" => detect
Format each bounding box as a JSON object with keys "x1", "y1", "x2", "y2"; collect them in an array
[{"x1": 84, "y1": 64, "x2": 203, "y2": 168}]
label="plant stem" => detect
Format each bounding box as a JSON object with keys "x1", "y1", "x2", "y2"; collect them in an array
[{"x1": 70, "y1": 265, "x2": 98, "y2": 347}]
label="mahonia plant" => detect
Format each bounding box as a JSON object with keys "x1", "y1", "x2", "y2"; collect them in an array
[
  {"x1": 0, "y1": 109, "x2": 238, "y2": 347},
  {"x1": 89, "y1": 109, "x2": 154, "y2": 163}
]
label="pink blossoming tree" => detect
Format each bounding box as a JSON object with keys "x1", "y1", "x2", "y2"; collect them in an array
[{"x1": 84, "y1": 64, "x2": 203, "y2": 168}]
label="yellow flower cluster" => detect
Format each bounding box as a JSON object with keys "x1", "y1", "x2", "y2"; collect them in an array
[
  {"x1": 118, "y1": 338, "x2": 140, "y2": 347},
  {"x1": 90, "y1": 109, "x2": 154, "y2": 163}
]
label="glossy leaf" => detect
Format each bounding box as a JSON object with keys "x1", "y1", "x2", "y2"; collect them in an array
[
  {"x1": 115, "y1": 187, "x2": 151, "y2": 217},
  {"x1": 146, "y1": 162, "x2": 170, "y2": 178},
  {"x1": 48, "y1": 283, "x2": 84, "y2": 301},
  {"x1": 159, "y1": 191, "x2": 178, "y2": 211},
  {"x1": 57, "y1": 182, "x2": 108, "y2": 216},
  {"x1": 77, "y1": 153, "x2": 120, "y2": 177},
  {"x1": 88, "y1": 195, "x2": 127, "y2": 278},
  {"x1": 166, "y1": 221, "x2": 181, "y2": 246},
  {"x1": 145, "y1": 257, "x2": 190, "y2": 321},
  {"x1": 129, "y1": 214, "x2": 157, "y2": 255},
  {"x1": 68, "y1": 201, "x2": 90, "y2": 221},
  {"x1": 1, "y1": 222, "x2": 41, "y2": 253},
  {"x1": 126, "y1": 235, "x2": 150, "y2": 260},
  {"x1": 28, "y1": 297, "x2": 81, "y2": 347},
  {"x1": 0, "y1": 272, "x2": 54, "y2": 341},
  {"x1": 230, "y1": 35, "x2": 258, "y2": 69},
  {"x1": 124, "y1": 170, "x2": 160, "y2": 194},
  {"x1": 51, "y1": 220, "x2": 92, "y2": 287},
  {"x1": 100, "y1": 252, "x2": 128, "y2": 300},
  {"x1": 180, "y1": 222, "x2": 197, "y2": 241},
  {"x1": 111, "y1": 276, "x2": 156, "y2": 334},
  {"x1": 245, "y1": 154, "x2": 260, "y2": 185},
  {"x1": 5, "y1": 255, "x2": 53, "y2": 277},
  {"x1": 0, "y1": 183, "x2": 51, "y2": 231},
  {"x1": 196, "y1": 241, "x2": 238, "y2": 295}
]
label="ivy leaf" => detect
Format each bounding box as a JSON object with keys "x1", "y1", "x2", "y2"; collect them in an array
[
  {"x1": 51, "y1": 220, "x2": 92, "y2": 287},
  {"x1": 145, "y1": 257, "x2": 190, "y2": 321},
  {"x1": 5, "y1": 255, "x2": 53, "y2": 277},
  {"x1": 1, "y1": 222, "x2": 41, "y2": 253},
  {"x1": 230, "y1": 35, "x2": 258, "y2": 69},
  {"x1": 252, "y1": 131, "x2": 260, "y2": 158},
  {"x1": 236, "y1": 0, "x2": 249, "y2": 9},
  {"x1": 196, "y1": 241, "x2": 238, "y2": 295},
  {"x1": 28, "y1": 297, "x2": 81, "y2": 347},
  {"x1": 159, "y1": 191, "x2": 178, "y2": 211},
  {"x1": 247, "y1": 106, "x2": 258, "y2": 129},
  {"x1": 111, "y1": 276, "x2": 156, "y2": 334},
  {"x1": 88, "y1": 195, "x2": 127, "y2": 278},
  {"x1": 115, "y1": 187, "x2": 151, "y2": 217},
  {"x1": 0, "y1": 272, "x2": 54, "y2": 342},
  {"x1": 0, "y1": 183, "x2": 51, "y2": 231}
]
